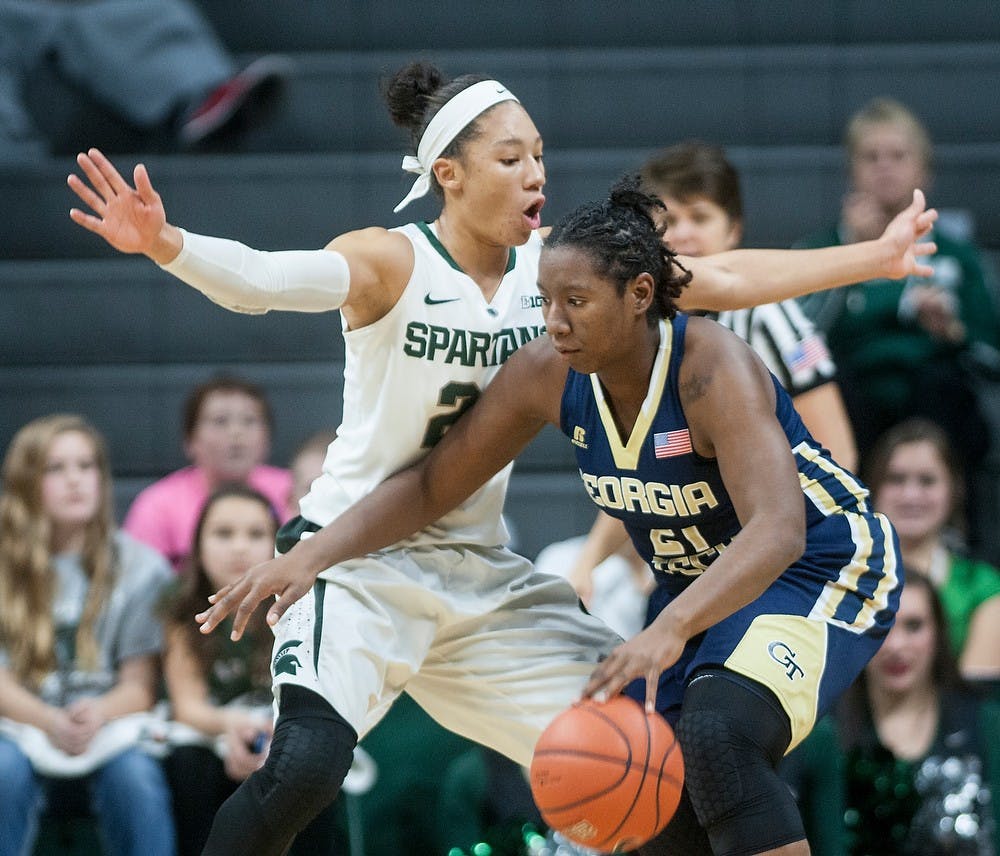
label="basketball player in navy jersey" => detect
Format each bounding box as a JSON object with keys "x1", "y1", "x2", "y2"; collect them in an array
[{"x1": 201, "y1": 176, "x2": 904, "y2": 855}]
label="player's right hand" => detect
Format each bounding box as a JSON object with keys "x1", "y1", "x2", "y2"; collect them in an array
[
  {"x1": 196, "y1": 551, "x2": 316, "y2": 640},
  {"x1": 67, "y1": 148, "x2": 180, "y2": 262}
]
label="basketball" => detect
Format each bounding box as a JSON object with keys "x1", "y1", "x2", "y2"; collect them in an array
[{"x1": 529, "y1": 695, "x2": 684, "y2": 853}]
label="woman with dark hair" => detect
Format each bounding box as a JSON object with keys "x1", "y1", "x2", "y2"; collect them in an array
[
  {"x1": 565, "y1": 140, "x2": 859, "y2": 607},
  {"x1": 789, "y1": 572, "x2": 999, "y2": 855},
  {"x1": 203, "y1": 176, "x2": 904, "y2": 855},
  {"x1": 161, "y1": 483, "x2": 341, "y2": 854},
  {"x1": 866, "y1": 418, "x2": 1000, "y2": 680}
]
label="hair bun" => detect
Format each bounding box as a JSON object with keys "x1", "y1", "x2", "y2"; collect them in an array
[{"x1": 608, "y1": 173, "x2": 663, "y2": 225}]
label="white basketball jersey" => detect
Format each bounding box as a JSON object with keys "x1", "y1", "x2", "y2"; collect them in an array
[{"x1": 299, "y1": 222, "x2": 546, "y2": 548}]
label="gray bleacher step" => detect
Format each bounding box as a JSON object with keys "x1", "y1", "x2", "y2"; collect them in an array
[
  {"x1": 28, "y1": 42, "x2": 1000, "y2": 157},
  {"x1": 194, "y1": 0, "x2": 1000, "y2": 53},
  {"x1": 1, "y1": 257, "x2": 345, "y2": 366},
  {"x1": 251, "y1": 43, "x2": 1000, "y2": 152},
  {"x1": 6, "y1": 143, "x2": 998, "y2": 263}
]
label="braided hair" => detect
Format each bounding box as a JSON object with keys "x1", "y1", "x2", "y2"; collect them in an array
[{"x1": 545, "y1": 174, "x2": 692, "y2": 324}]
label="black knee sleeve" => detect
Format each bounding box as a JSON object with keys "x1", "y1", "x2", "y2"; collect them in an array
[
  {"x1": 638, "y1": 788, "x2": 713, "y2": 856},
  {"x1": 675, "y1": 670, "x2": 805, "y2": 856},
  {"x1": 202, "y1": 686, "x2": 357, "y2": 856}
]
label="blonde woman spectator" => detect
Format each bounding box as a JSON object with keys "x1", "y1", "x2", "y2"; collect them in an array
[{"x1": 0, "y1": 414, "x2": 174, "y2": 855}]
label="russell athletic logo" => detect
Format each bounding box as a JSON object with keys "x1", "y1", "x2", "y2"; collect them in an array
[{"x1": 273, "y1": 640, "x2": 304, "y2": 676}]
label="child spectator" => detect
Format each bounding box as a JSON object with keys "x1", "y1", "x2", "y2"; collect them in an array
[{"x1": 161, "y1": 483, "x2": 341, "y2": 855}]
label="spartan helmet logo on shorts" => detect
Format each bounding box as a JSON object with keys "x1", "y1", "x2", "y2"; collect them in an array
[{"x1": 273, "y1": 640, "x2": 304, "y2": 676}]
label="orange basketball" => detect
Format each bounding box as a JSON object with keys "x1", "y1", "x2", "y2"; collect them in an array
[{"x1": 529, "y1": 695, "x2": 684, "y2": 853}]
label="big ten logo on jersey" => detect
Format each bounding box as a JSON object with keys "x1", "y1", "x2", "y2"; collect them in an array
[
  {"x1": 520, "y1": 294, "x2": 544, "y2": 309},
  {"x1": 403, "y1": 322, "x2": 545, "y2": 367}
]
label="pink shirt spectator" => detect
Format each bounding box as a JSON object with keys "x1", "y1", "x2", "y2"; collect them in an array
[{"x1": 124, "y1": 465, "x2": 293, "y2": 571}]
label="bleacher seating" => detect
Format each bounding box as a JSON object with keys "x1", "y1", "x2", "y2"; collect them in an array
[{"x1": 2, "y1": 0, "x2": 999, "y2": 559}]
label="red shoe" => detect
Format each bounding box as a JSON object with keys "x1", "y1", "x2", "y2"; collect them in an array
[{"x1": 179, "y1": 55, "x2": 289, "y2": 146}]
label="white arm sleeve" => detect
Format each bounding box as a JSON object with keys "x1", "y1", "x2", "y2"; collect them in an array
[{"x1": 158, "y1": 228, "x2": 351, "y2": 315}]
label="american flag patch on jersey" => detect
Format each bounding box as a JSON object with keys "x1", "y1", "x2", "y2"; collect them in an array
[
  {"x1": 786, "y1": 336, "x2": 830, "y2": 374},
  {"x1": 654, "y1": 429, "x2": 692, "y2": 459}
]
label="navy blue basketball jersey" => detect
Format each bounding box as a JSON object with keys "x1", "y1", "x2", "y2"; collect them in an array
[{"x1": 560, "y1": 314, "x2": 898, "y2": 634}]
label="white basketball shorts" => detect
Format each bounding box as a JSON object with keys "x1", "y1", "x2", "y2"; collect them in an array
[{"x1": 269, "y1": 539, "x2": 622, "y2": 767}]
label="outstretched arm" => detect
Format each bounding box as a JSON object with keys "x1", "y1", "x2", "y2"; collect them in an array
[
  {"x1": 197, "y1": 338, "x2": 567, "y2": 639},
  {"x1": 678, "y1": 189, "x2": 937, "y2": 312},
  {"x1": 67, "y1": 148, "x2": 411, "y2": 326}
]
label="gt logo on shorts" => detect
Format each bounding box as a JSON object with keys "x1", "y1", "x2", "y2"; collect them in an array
[
  {"x1": 768, "y1": 640, "x2": 805, "y2": 681},
  {"x1": 273, "y1": 640, "x2": 304, "y2": 676}
]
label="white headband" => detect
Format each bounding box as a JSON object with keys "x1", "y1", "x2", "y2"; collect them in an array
[{"x1": 393, "y1": 79, "x2": 519, "y2": 213}]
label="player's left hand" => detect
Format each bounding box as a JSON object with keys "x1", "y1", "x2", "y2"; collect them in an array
[
  {"x1": 196, "y1": 551, "x2": 316, "y2": 640},
  {"x1": 582, "y1": 620, "x2": 686, "y2": 713},
  {"x1": 879, "y1": 188, "x2": 938, "y2": 281}
]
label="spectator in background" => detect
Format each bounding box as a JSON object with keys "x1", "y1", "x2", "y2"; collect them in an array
[
  {"x1": 161, "y1": 484, "x2": 341, "y2": 855},
  {"x1": 0, "y1": 414, "x2": 174, "y2": 856},
  {"x1": 866, "y1": 418, "x2": 1000, "y2": 683},
  {"x1": 0, "y1": 0, "x2": 286, "y2": 161},
  {"x1": 564, "y1": 141, "x2": 858, "y2": 606},
  {"x1": 796, "y1": 97, "x2": 1000, "y2": 475},
  {"x1": 124, "y1": 374, "x2": 293, "y2": 571},
  {"x1": 783, "y1": 572, "x2": 999, "y2": 855},
  {"x1": 286, "y1": 429, "x2": 338, "y2": 520}
]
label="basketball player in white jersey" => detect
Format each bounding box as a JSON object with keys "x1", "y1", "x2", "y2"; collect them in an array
[{"x1": 69, "y1": 60, "x2": 938, "y2": 855}]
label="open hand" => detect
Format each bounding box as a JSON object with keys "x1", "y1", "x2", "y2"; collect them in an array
[
  {"x1": 68, "y1": 148, "x2": 181, "y2": 263},
  {"x1": 196, "y1": 551, "x2": 317, "y2": 640},
  {"x1": 582, "y1": 620, "x2": 686, "y2": 713},
  {"x1": 879, "y1": 189, "x2": 938, "y2": 281}
]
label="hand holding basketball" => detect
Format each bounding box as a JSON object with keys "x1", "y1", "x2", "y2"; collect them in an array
[
  {"x1": 530, "y1": 695, "x2": 684, "y2": 853},
  {"x1": 585, "y1": 619, "x2": 687, "y2": 711}
]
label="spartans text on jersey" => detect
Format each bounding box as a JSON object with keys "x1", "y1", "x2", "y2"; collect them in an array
[{"x1": 403, "y1": 322, "x2": 545, "y2": 367}]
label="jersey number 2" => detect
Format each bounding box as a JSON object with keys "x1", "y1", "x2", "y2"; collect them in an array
[{"x1": 422, "y1": 381, "x2": 481, "y2": 448}]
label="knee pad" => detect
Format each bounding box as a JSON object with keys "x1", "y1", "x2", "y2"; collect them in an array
[
  {"x1": 252, "y1": 685, "x2": 358, "y2": 816},
  {"x1": 675, "y1": 671, "x2": 804, "y2": 856},
  {"x1": 204, "y1": 686, "x2": 357, "y2": 856}
]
